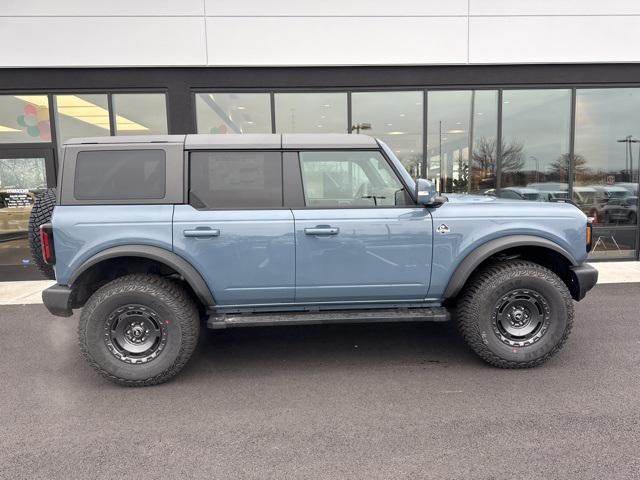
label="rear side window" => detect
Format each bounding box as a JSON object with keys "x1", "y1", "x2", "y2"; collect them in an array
[
  {"x1": 74, "y1": 149, "x2": 166, "y2": 200},
  {"x1": 189, "y1": 151, "x2": 283, "y2": 209}
]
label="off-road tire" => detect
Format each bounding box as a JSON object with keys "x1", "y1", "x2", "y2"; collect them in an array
[
  {"x1": 78, "y1": 274, "x2": 200, "y2": 386},
  {"x1": 28, "y1": 187, "x2": 57, "y2": 280},
  {"x1": 456, "y1": 260, "x2": 574, "y2": 368}
]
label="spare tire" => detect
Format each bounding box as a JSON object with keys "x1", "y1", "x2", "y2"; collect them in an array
[{"x1": 28, "y1": 187, "x2": 57, "y2": 280}]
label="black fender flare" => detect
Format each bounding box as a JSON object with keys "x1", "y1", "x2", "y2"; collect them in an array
[
  {"x1": 69, "y1": 245, "x2": 215, "y2": 306},
  {"x1": 442, "y1": 235, "x2": 578, "y2": 299}
]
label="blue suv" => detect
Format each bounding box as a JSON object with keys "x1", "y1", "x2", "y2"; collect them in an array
[{"x1": 32, "y1": 134, "x2": 597, "y2": 386}]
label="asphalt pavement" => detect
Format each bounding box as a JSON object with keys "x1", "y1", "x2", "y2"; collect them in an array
[{"x1": 1, "y1": 284, "x2": 639, "y2": 480}]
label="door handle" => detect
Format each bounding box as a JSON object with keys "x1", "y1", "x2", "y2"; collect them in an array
[
  {"x1": 183, "y1": 228, "x2": 220, "y2": 238},
  {"x1": 304, "y1": 227, "x2": 339, "y2": 236}
]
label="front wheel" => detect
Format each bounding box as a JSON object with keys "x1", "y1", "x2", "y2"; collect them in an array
[
  {"x1": 78, "y1": 274, "x2": 200, "y2": 386},
  {"x1": 456, "y1": 260, "x2": 574, "y2": 368}
]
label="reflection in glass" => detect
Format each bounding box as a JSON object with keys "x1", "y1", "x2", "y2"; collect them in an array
[
  {"x1": 351, "y1": 91, "x2": 423, "y2": 178},
  {"x1": 574, "y1": 89, "x2": 640, "y2": 226},
  {"x1": 54, "y1": 94, "x2": 111, "y2": 146},
  {"x1": 501, "y1": 89, "x2": 571, "y2": 201},
  {"x1": 588, "y1": 227, "x2": 637, "y2": 259},
  {"x1": 0, "y1": 157, "x2": 47, "y2": 268},
  {"x1": 0, "y1": 96, "x2": 51, "y2": 143},
  {"x1": 427, "y1": 90, "x2": 498, "y2": 193},
  {"x1": 195, "y1": 93, "x2": 271, "y2": 134},
  {"x1": 112, "y1": 93, "x2": 168, "y2": 135},
  {"x1": 275, "y1": 93, "x2": 347, "y2": 133}
]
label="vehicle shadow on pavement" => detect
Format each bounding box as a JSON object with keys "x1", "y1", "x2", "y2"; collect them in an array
[{"x1": 180, "y1": 320, "x2": 480, "y2": 382}]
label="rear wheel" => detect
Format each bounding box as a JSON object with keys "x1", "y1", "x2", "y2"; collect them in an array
[
  {"x1": 28, "y1": 187, "x2": 56, "y2": 279},
  {"x1": 78, "y1": 274, "x2": 200, "y2": 386},
  {"x1": 456, "y1": 260, "x2": 574, "y2": 368}
]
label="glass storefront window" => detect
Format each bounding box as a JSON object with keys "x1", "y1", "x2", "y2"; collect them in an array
[
  {"x1": 196, "y1": 93, "x2": 271, "y2": 134},
  {"x1": 0, "y1": 96, "x2": 51, "y2": 143},
  {"x1": 54, "y1": 94, "x2": 111, "y2": 145},
  {"x1": 112, "y1": 93, "x2": 168, "y2": 135},
  {"x1": 351, "y1": 91, "x2": 423, "y2": 178},
  {"x1": 426, "y1": 90, "x2": 498, "y2": 193},
  {"x1": 0, "y1": 156, "x2": 47, "y2": 268},
  {"x1": 574, "y1": 88, "x2": 640, "y2": 226},
  {"x1": 274, "y1": 92, "x2": 347, "y2": 133},
  {"x1": 501, "y1": 89, "x2": 571, "y2": 201}
]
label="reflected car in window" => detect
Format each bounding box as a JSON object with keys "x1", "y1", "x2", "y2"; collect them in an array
[{"x1": 602, "y1": 195, "x2": 638, "y2": 225}]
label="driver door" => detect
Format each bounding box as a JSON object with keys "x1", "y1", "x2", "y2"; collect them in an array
[{"x1": 292, "y1": 150, "x2": 433, "y2": 303}]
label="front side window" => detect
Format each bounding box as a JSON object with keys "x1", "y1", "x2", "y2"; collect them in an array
[
  {"x1": 74, "y1": 149, "x2": 166, "y2": 200},
  {"x1": 299, "y1": 151, "x2": 410, "y2": 208},
  {"x1": 189, "y1": 151, "x2": 283, "y2": 209}
]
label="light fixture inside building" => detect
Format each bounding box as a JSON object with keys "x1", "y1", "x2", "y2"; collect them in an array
[
  {"x1": 387, "y1": 131, "x2": 406, "y2": 135},
  {"x1": 0, "y1": 125, "x2": 21, "y2": 133},
  {"x1": 15, "y1": 95, "x2": 149, "y2": 131}
]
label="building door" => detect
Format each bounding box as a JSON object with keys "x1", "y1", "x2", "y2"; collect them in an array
[{"x1": 0, "y1": 147, "x2": 56, "y2": 280}]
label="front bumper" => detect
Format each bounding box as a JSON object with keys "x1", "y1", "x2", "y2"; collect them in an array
[
  {"x1": 42, "y1": 284, "x2": 73, "y2": 317},
  {"x1": 570, "y1": 264, "x2": 599, "y2": 301}
]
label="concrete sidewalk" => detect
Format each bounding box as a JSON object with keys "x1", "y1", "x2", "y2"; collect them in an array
[{"x1": 0, "y1": 261, "x2": 638, "y2": 306}]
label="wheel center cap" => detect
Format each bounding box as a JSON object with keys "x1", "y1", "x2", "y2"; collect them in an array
[{"x1": 132, "y1": 325, "x2": 144, "y2": 338}]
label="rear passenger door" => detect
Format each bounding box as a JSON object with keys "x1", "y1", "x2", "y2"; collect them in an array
[
  {"x1": 291, "y1": 150, "x2": 432, "y2": 303},
  {"x1": 173, "y1": 150, "x2": 295, "y2": 306}
]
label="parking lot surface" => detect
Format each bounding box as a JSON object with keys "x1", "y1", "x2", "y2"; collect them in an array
[{"x1": 1, "y1": 283, "x2": 639, "y2": 480}]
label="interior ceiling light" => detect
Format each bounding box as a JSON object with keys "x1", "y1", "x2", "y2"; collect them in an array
[
  {"x1": 0, "y1": 125, "x2": 21, "y2": 133},
  {"x1": 15, "y1": 95, "x2": 148, "y2": 131},
  {"x1": 446, "y1": 129, "x2": 465, "y2": 134},
  {"x1": 387, "y1": 131, "x2": 406, "y2": 135}
]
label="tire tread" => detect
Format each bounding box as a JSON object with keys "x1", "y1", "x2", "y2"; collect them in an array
[
  {"x1": 78, "y1": 273, "x2": 200, "y2": 387},
  {"x1": 456, "y1": 260, "x2": 574, "y2": 369}
]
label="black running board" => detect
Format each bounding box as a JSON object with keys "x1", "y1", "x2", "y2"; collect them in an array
[{"x1": 207, "y1": 307, "x2": 449, "y2": 329}]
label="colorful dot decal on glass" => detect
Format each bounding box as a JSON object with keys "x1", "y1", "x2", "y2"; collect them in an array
[{"x1": 17, "y1": 104, "x2": 51, "y2": 141}]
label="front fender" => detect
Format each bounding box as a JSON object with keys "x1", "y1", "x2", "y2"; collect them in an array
[{"x1": 440, "y1": 235, "x2": 578, "y2": 299}]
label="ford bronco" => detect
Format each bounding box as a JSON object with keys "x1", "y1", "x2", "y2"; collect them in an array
[{"x1": 32, "y1": 134, "x2": 598, "y2": 386}]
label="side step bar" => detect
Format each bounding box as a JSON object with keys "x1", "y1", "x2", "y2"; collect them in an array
[{"x1": 207, "y1": 307, "x2": 450, "y2": 329}]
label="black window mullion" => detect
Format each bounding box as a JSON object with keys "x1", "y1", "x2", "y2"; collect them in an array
[
  {"x1": 496, "y1": 89, "x2": 503, "y2": 193},
  {"x1": 107, "y1": 93, "x2": 116, "y2": 136},
  {"x1": 270, "y1": 91, "x2": 276, "y2": 133},
  {"x1": 568, "y1": 88, "x2": 577, "y2": 201},
  {"x1": 422, "y1": 89, "x2": 428, "y2": 179},
  {"x1": 347, "y1": 91, "x2": 352, "y2": 134}
]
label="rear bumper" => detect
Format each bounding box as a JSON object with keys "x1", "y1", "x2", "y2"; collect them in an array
[
  {"x1": 42, "y1": 284, "x2": 73, "y2": 317},
  {"x1": 570, "y1": 264, "x2": 599, "y2": 301}
]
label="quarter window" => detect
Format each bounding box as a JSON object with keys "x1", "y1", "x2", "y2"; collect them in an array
[
  {"x1": 299, "y1": 151, "x2": 410, "y2": 208},
  {"x1": 189, "y1": 151, "x2": 283, "y2": 209},
  {"x1": 74, "y1": 149, "x2": 166, "y2": 200}
]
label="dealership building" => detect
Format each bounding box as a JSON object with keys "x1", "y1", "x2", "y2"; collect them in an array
[{"x1": 1, "y1": 0, "x2": 640, "y2": 279}]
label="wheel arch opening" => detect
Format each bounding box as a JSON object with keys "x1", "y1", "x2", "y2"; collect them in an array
[
  {"x1": 69, "y1": 256, "x2": 209, "y2": 314},
  {"x1": 446, "y1": 244, "x2": 582, "y2": 303}
]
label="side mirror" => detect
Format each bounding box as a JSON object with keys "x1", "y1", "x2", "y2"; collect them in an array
[
  {"x1": 416, "y1": 178, "x2": 448, "y2": 207},
  {"x1": 415, "y1": 178, "x2": 436, "y2": 205}
]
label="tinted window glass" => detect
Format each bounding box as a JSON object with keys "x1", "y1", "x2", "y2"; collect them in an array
[
  {"x1": 195, "y1": 93, "x2": 272, "y2": 134},
  {"x1": 190, "y1": 151, "x2": 282, "y2": 209},
  {"x1": 74, "y1": 150, "x2": 166, "y2": 200},
  {"x1": 299, "y1": 151, "x2": 409, "y2": 208},
  {"x1": 274, "y1": 92, "x2": 347, "y2": 133},
  {"x1": 500, "y1": 89, "x2": 571, "y2": 201},
  {"x1": 351, "y1": 91, "x2": 423, "y2": 178}
]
